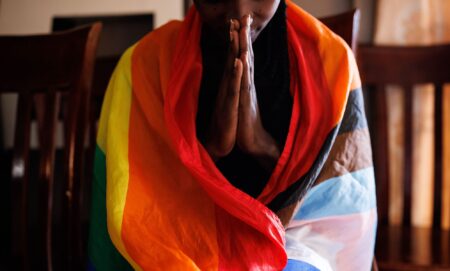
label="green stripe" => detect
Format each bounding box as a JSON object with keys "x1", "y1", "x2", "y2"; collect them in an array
[{"x1": 88, "y1": 145, "x2": 133, "y2": 270}]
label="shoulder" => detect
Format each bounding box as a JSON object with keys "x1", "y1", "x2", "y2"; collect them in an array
[
  {"x1": 129, "y1": 20, "x2": 183, "y2": 86},
  {"x1": 143, "y1": 20, "x2": 182, "y2": 45},
  {"x1": 134, "y1": 20, "x2": 182, "y2": 60},
  {"x1": 287, "y1": 2, "x2": 361, "y2": 90},
  {"x1": 286, "y1": 2, "x2": 356, "y2": 75},
  {"x1": 113, "y1": 20, "x2": 183, "y2": 76}
]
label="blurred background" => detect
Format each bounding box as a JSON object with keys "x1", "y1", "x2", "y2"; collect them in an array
[{"x1": 0, "y1": 0, "x2": 449, "y2": 270}]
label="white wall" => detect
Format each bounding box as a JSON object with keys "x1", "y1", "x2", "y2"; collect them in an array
[
  {"x1": 0, "y1": 0, "x2": 182, "y2": 148},
  {"x1": 0, "y1": 0, "x2": 182, "y2": 34}
]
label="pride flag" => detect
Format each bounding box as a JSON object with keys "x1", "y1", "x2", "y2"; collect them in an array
[{"x1": 88, "y1": 1, "x2": 376, "y2": 270}]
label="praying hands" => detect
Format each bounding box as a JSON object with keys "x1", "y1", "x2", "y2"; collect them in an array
[{"x1": 204, "y1": 15, "x2": 281, "y2": 171}]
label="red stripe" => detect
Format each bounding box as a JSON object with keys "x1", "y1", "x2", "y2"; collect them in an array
[
  {"x1": 164, "y1": 7, "x2": 287, "y2": 270},
  {"x1": 257, "y1": 9, "x2": 335, "y2": 204}
]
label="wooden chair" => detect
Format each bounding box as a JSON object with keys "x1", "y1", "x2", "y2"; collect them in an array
[
  {"x1": 52, "y1": 14, "x2": 153, "y2": 156},
  {"x1": 51, "y1": 16, "x2": 153, "y2": 254},
  {"x1": 358, "y1": 44, "x2": 450, "y2": 270},
  {"x1": 52, "y1": 15, "x2": 153, "y2": 113},
  {"x1": 0, "y1": 23, "x2": 101, "y2": 270}
]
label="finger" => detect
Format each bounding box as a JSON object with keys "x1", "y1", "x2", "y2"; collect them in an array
[
  {"x1": 239, "y1": 51, "x2": 251, "y2": 109},
  {"x1": 231, "y1": 19, "x2": 241, "y2": 31},
  {"x1": 229, "y1": 58, "x2": 243, "y2": 100},
  {"x1": 236, "y1": 50, "x2": 253, "y2": 147},
  {"x1": 225, "y1": 20, "x2": 240, "y2": 74},
  {"x1": 231, "y1": 19, "x2": 241, "y2": 47},
  {"x1": 226, "y1": 59, "x2": 243, "y2": 108},
  {"x1": 219, "y1": 19, "x2": 241, "y2": 106},
  {"x1": 239, "y1": 49, "x2": 259, "y2": 124},
  {"x1": 230, "y1": 19, "x2": 240, "y2": 58},
  {"x1": 217, "y1": 58, "x2": 242, "y2": 117},
  {"x1": 239, "y1": 15, "x2": 252, "y2": 56},
  {"x1": 209, "y1": 58, "x2": 242, "y2": 157},
  {"x1": 216, "y1": 58, "x2": 242, "y2": 149}
]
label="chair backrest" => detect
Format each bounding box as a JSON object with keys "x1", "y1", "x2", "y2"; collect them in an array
[
  {"x1": 53, "y1": 13, "x2": 153, "y2": 131},
  {"x1": 319, "y1": 8, "x2": 361, "y2": 53},
  {"x1": 52, "y1": 14, "x2": 153, "y2": 114},
  {"x1": 357, "y1": 44, "x2": 450, "y2": 228},
  {"x1": 51, "y1": 17, "x2": 153, "y2": 259},
  {"x1": 0, "y1": 23, "x2": 101, "y2": 270}
]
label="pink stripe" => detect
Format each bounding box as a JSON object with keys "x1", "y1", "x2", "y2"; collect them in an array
[{"x1": 286, "y1": 209, "x2": 377, "y2": 271}]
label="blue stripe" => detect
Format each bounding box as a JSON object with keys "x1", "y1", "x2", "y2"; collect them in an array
[
  {"x1": 268, "y1": 127, "x2": 338, "y2": 211},
  {"x1": 294, "y1": 167, "x2": 376, "y2": 220},
  {"x1": 283, "y1": 259, "x2": 320, "y2": 271}
]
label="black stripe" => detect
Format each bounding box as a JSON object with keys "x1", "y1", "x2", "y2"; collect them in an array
[
  {"x1": 338, "y1": 87, "x2": 368, "y2": 135},
  {"x1": 267, "y1": 126, "x2": 339, "y2": 212},
  {"x1": 268, "y1": 88, "x2": 369, "y2": 212}
]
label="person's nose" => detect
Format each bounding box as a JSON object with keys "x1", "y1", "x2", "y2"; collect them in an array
[{"x1": 226, "y1": 0, "x2": 251, "y2": 20}]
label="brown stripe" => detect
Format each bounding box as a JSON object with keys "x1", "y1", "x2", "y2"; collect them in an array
[
  {"x1": 315, "y1": 128, "x2": 373, "y2": 186},
  {"x1": 275, "y1": 128, "x2": 373, "y2": 227}
]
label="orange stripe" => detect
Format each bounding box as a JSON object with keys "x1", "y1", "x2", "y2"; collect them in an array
[
  {"x1": 121, "y1": 22, "x2": 219, "y2": 270},
  {"x1": 287, "y1": 0, "x2": 361, "y2": 123}
]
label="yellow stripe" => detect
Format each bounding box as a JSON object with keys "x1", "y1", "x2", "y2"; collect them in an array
[{"x1": 96, "y1": 45, "x2": 142, "y2": 270}]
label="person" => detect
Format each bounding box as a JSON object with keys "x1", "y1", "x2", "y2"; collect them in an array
[{"x1": 88, "y1": 0, "x2": 377, "y2": 270}]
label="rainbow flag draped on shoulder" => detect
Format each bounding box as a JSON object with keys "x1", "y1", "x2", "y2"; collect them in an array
[{"x1": 88, "y1": 1, "x2": 377, "y2": 270}]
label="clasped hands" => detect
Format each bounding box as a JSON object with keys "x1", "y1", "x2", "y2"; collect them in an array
[{"x1": 204, "y1": 15, "x2": 281, "y2": 170}]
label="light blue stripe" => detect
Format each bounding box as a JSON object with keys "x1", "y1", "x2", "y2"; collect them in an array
[
  {"x1": 294, "y1": 167, "x2": 376, "y2": 220},
  {"x1": 283, "y1": 259, "x2": 320, "y2": 271}
]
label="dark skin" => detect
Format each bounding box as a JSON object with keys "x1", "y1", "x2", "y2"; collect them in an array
[{"x1": 194, "y1": 0, "x2": 282, "y2": 171}]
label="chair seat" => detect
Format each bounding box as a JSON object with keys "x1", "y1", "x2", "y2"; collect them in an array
[{"x1": 376, "y1": 225, "x2": 450, "y2": 271}]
